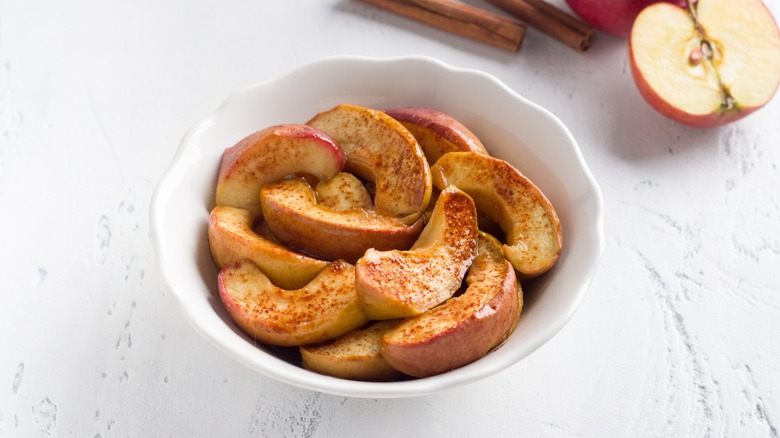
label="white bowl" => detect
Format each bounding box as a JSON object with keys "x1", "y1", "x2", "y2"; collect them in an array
[{"x1": 150, "y1": 55, "x2": 604, "y2": 398}]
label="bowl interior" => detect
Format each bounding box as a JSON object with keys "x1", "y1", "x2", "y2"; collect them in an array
[{"x1": 150, "y1": 56, "x2": 604, "y2": 398}]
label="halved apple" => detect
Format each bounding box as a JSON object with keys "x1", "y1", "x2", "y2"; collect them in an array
[
  {"x1": 215, "y1": 124, "x2": 346, "y2": 216},
  {"x1": 300, "y1": 320, "x2": 404, "y2": 382},
  {"x1": 307, "y1": 104, "x2": 432, "y2": 221},
  {"x1": 355, "y1": 186, "x2": 478, "y2": 320},
  {"x1": 629, "y1": 0, "x2": 780, "y2": 127},
  {"x1": 315, "y1": 172, "x2": 374, "y2": 211},
  {"x1": 218, "y1": 258, "x2": 368, "y2": 347},
  {"x1": 208, "y1": 205, "x2": 327, "y2": 290},
  {"x1": 381, "y1": 232, "x2": 522, "y2": 378},
  {"x1": 384, "y1": 107, "x2": 489, "y2": 164},
  {"x1": 260, "y1": 178, "x2": 425, "y2": 263},
  {"x1": 431, "y1": 151, "x2": 562, "y2": 279}
]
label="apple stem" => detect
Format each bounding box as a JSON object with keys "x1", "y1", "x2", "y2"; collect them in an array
[{"x1": 684, "y1": 0, "x2": 698, "y2": 21}]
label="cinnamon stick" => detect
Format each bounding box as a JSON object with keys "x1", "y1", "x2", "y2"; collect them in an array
[
  {"x1": 484, "y1": 0, "x2": 594, "y2": 52},
  {"x1": 357, "y1": 0, "x2": 527, "y2": 52}
]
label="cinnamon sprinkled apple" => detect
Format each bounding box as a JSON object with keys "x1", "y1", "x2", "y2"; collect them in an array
[
  {"x1": 307, "y1": 104, "x2": 432, "y2": 222},
  {"x1": 218, "y1": 259, "x2": 368, "y2": 347},
  {"x1": 209, "y1": 102, "x2": 563, "y2": 380},
  {"x1": 384, "y1": 107, "x2": 489, "y2": 164},
  {"x1": 215, "y1": 124, "x2": 345, "y2": 217},
  {"x1": 355, "y1": 186, "x2": 479, "y2": 320},
  {"x1": 260, "y1": 178, "x2": 424, "y2": 263},
  {"x1": 432, "y1": 151, "x2": 562, "y2": 280},
  {"x1": 381, "y1": 232, "x2": 522, "y2": 378},
  {"x1": 208, "y1": 205, "x2": 327, "y2": 290}
]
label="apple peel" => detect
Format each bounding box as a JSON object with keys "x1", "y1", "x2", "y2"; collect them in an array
[
  {"x1": 355, "y1": 186, "x2": 479, "y2": 320},
  {"x1": 384, "y1": 107, "x2": 489, "y2": 164},
  {"x1": 215, "y1": 124, "x2": 346, "y2": 216},
  {"x1": 218, "y1": 258, "x2": 369, "y2": 347},
  {"x1": 260, "y1": 178, "x2": 425, "y2": 263},
  {"x1": 207, "y1": 205, "x2": 328, "y2": 290},
  {"x1": 307, "y1": 104, "x2": 432, "y2": 222},
  {"x1": 380, "y1": 232, "x2": 522, "y2": 378},
  {"x1": 300, "y1": 320, "x2": 404, "y2": 382}
]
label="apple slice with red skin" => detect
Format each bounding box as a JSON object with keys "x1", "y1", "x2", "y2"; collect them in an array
[
  {"x1": 384, "y1": 107, "x2": 489, "y2": 164},
  {"x1": 218, "y1": 258, "x2": 368, "y2": 347},
  {"x1": 431, "y1": 151, "x2": 562, "y2": 280},
  {"x1": 260, "y1": 178, "x2": 424, "y2": 263},
  {"x1": 355, "y1": 186, "x2": 479, "y2": 320},
  {"x1": 215, "y1": 124, "x2": 346, "y2": 217},
  {"x1": 300, "y1": 320, "x2": 404, "y2": 382},
  {"x1": 629, "y1": 0, "x2": 780, "y2": 127},
  {"x1": 380, "y1": 232, "x2": 522, "y2": 378},
  {"x1": 307, "y1": 104, "x2": 432, "y2": 222},
  {"x1": 208, "y1": 205, "x2": 328, "y2": 290}
]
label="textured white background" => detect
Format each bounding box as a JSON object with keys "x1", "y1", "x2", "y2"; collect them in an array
[{"x1": 2, "y1": 0, "x2": 779, "y2": 436}]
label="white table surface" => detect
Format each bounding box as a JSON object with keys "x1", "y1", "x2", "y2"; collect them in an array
[{"x1": 2, "y1": 1, "x2": 779, "y2": 436}]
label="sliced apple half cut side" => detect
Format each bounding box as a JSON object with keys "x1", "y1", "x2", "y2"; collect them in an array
[
  {"x1": 208, "y1": 205, "x2": 327, "y2": 290},
  {"x1": 307, "y1": 104, "x2": 432, "y2": 222},
  {"x1": 300, "y1": 320, "x2": 404, "y2": 382},
  {"x1": 218, "y1": 259, "x2": 368, "y2": 347},
  {"x1": 629, "y1": 0, "x2": 780, "y2": 127},
  {"x1": 355, "y1": 186, "x2": 479, "y2": 320},
  {"x1": 384, "y1": 107, "x2": 489, "y2": 164},
  {"x1": 431, "y1": 151, "x2": 562, "y2": 279},
  {"x1": 215, "y1": 124, "x2": 346, "y2": 216},
  {"x1": 260, "y1": 178, "x2": 425, "y2": 264},
  {"x1": 381, "y1": 232, "x2": 522, "y2": 378}
]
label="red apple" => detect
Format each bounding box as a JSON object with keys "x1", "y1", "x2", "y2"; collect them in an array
[
  {"x1": 629, "y1": 0, "x2": 780, "y2": 127},
  {"x1": 565, "y1": 0, "x2": 682, "y2": 37}
]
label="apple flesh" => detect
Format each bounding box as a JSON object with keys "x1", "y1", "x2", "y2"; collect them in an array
[
  {"x1": 315, "y1": 172, "x2": 374, "y2": 211},
  {"x1": 432, "y1": 152, "x2": 562, "y2": 279},
  {"x1": 215, "y1": 124, "x2": 345, "y2": 217},
  {"x1": 629, "y1": 0, "x2": 780, "y2": 127},
  {"x1": 207, "y1": 205, "x2": 327, "y2": 290},
  {"x1": 355, "y1": 186, "x2": 479, "y2": 320},
  {"x1": 381, "y1": 233, "x2": 522, "y2": 378},
  {"x1": 218, "y1": 258, "x2": 368, "y2": 347},
  {"x1": 307, "y1": 104, "x2": 432, "y2": 222},
  {"x1": 300, "y1": 320, "x2": 404, "y2": 382},
  {"x1": 260, "y1": 178, "x2": 424, "y2": 263},
  {"x1": 384, "y1": 107, "x2": 489, "y2": 164}
]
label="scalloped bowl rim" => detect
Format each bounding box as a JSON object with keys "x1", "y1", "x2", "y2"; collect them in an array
[{"x1": 150, "y1": 55, "x2": 604, "y2": 398}]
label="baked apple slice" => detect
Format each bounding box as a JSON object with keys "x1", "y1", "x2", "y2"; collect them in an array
[
  {"x1": 208, "y1": 205, "x2": 327, "y2": 290},
  {"x1": 300, "y1": 320, "x2": 404, "y2": 382},
  {"x1": 315, "y1": 172, "x2": 374, "y2": 211},
  {"x1": 260, "y1": 178, "x2": 424, "y2": 263},
  {"x1": 432, "y1": 151, "x2": 562, "y2": 279},
  {"x1": 307, "y1": 104, "x2": 432, "y2": 222},
  {"x1": 218, "y1": 259, "x2": 368, "y2": 347},
  {"x1": 215, "y1": 124, "x2": 346, "y2": 216},
  {"x1": 384, "y1": 107, "x2": 489, "y2": 164},
  {"x1": 355, "y1": 186, "x2": 478, "y2": 320},
  {"x1": 381, "y1": 232, "x2": 522, "y2": 378}
]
